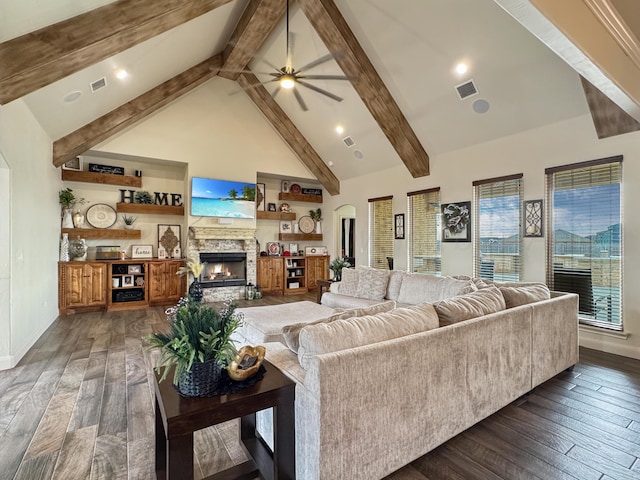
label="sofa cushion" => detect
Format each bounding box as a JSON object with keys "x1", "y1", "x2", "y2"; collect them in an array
[
  {"x1": 298, "y1": 302, "x2": 439, "y2": 370},
  {"x1": 355, "y1": 266, "x2": 390, "y2": 301},
  {"x1": 339, "y1": 267, "x2": 359, "y2": 296},
  {"x1": 397, "y1": 273, "x2": 476, "y2": 305},
  {"x1": 321, "y1": 292, "x2": 381, "y2": 309},
  {"x1": 282, "y1": 300, "x2": 396, "y2": 353},
  {"x1": 499, "y1": 284, "x2": 550, "y2": 308},
  {"x1": 433, "y1": 286, "x2": 506, "y2": 326},
  {"x1": 386, "y1": 270, "x2": 405, "y2": 301}
]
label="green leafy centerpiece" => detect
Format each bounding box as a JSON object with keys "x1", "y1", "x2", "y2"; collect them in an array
[
  {"x1": 145, "y1": 297, "x2": 243, "y2": 397},
  {"x1": 329, "y1": 257, "x2": 351, "y2": 281}
]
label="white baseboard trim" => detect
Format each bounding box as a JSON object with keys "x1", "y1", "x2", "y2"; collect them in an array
[
  {"x1": 579, "y1": 336, "x2": 640, "y2": 360},
  {"x1": 0, "y1": 355, "x2": 14, "y2": 370},
  {"x1": 0, "y1": 318, "x2": 56, "y2": 371}
]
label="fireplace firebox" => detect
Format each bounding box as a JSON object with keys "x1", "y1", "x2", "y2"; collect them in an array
[{"x1": 199, "y1": 252, "x2": 247, "y2": 287}]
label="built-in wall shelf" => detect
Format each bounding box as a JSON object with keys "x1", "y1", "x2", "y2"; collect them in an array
[
  {"x1": 257, "y1": 211, "x2": 296, "y2": 221},
  {"x1": 62, "y1": 228, "x2": 141, "y2": 240},
  {"x1": 116, "y1": 202, "x2": 185, "y2": 216},
  {"x1": 278, "y1": 192, "x2": 323, "y2": 203},
  {"x1": 278, "y1": 233, "x2": 322, "y2": 241},
  {"x1": 62, "y1": 170, "x2": 142, "y2": 188}
]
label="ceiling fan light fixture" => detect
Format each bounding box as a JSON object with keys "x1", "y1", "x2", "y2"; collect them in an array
[{"x1": 280, "y1": 75, "x2": 295, "y2": 89}]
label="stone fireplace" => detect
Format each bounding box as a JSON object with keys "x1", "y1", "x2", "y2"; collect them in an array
[{"x1": 188, "y1": 227, "x2": 257, "y2": 302}]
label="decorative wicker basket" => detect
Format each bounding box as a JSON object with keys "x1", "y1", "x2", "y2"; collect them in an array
[{"x1": 177, "y1": 359, "x2": 222, "y2": 397}]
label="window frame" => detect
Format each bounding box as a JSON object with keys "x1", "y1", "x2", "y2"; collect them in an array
[
  {"x1": 407, "y1": 187, "x2": 441, "y2": 275},
  {"x1": 368, "y1": 195, "x2": 394, "y2": 270}
]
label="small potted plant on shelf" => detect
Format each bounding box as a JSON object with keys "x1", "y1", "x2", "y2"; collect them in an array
[
  {"x1": 177, "y1": 257, "x2": 205, "y2": 302},
  {"x1": 144, "y1": 297, "x2": 243, "y2": 397},
  {"x1": 59, "y1": 188, "x2": 86, "y2": 228},
  {"x1": 329, "y1": 257, "x2": 351, "y2": 281},
  {"x1": 309, "y1": 208, "x2": 322, "y2": 234},
  {"x1": 122, "y1": 214, "x2": 137, "y2": 229}
]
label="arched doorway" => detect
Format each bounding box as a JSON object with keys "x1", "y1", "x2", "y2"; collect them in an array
[{"x1": 334, "y1": 205, "x2": 356, "y2": 265}]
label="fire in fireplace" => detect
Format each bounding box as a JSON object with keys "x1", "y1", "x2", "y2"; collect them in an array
[{"x1": 198, "y1": 252, "x2": 247, "y2": 287}]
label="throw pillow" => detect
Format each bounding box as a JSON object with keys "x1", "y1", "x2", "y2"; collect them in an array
[
  {"x1": 386, "y1": 270, "x2": 405, "y2": 301},
  {"x1": 282, "y1": 300, "x2": 397, "y2": 353},
  {"x1": 298, "y1": 302, "x2": 438, "y2": 370},
  {"x1": 397, "y1": 273, "x2": 476, "y2": 305},
  {"x1": 338, "y1": 267, "x2": 359, "y2": 297},
  {"x1": 355, "y1": 266, "x2": 390, "y2": 301},
  {"x1": 433, "y1": 286, "x2": 506, "y2": 326},
  {"x1": 499, "y1": 284, "x2": 550, "y2": 308}
]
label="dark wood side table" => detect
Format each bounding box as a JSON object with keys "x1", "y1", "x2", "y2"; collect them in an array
[
  {"x1": 154, "y1": 360, "x2": 295, "y2": 480},
  {"x1": 316, "y1": 279, "x2": 335, "y2": 304}
]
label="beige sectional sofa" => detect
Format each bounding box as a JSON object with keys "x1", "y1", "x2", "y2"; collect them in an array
[{"x1": 235, "y1": 267, "x2": 579, "y2": 480}]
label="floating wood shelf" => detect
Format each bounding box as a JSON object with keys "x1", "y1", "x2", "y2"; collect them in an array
[
  {"x1": 62, "y1": 170, "x2": 142, "y2": 187},
  {"x1": 62, "y1": 228, "x2": 141, "y2": 239},
  {"x1": 278, "y1": 233, "x2": 322, "y2": 241},
  {"x1": 278, "y1": 192, "x2": 323, "y2": 203},
  {"x1": 257, "y1": 211, "x2": 296, "y2": 221},
  {"x1": 116, "y1": 203, "x2": 185, "y2": 216}
]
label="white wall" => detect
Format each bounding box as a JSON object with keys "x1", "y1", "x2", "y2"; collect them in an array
[
  {"x1": 323, "y1": 114, "x2": 640, "y2": 359},
  {"x1": 0, "y1": 99, "x2": 59, "y2": 368},
  {"x1": 0, "y1": 152, "x2": 10, "y2": 364}
]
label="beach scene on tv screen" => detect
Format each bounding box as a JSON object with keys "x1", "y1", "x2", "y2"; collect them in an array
[{"x1": 191, "y1": 177, "x2": 256, "y2": 218}]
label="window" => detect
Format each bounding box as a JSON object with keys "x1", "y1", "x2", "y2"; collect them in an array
[
  {"x1": 473, "y1": 174, "x2": 523, "y2": 281},
  {"x1": 546, "y1": 157, "x2": 622, "y2": 328},
  {"x1": 407, "y1": 188, "x2": 441, "y2": 274},
  {"x1": 368, "y1": 196, "x2": 393, "y2": 269}
]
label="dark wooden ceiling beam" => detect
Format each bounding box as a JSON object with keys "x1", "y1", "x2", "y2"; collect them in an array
[
  {"x1": 298, "y1": 0, "x2": 430, "y2": 178},
  {"x1": 237, "y1": 71, "x2": 340, "y2": 195},
  {"x1": 219, "y1": 0, "x2": 285, "y2": 81},
  {"x1": 53, "y1": 54, "x2": 223, "y2": 168},
  {"x1": 0, "y1": 0, "x2": 233, "y2": 104}
]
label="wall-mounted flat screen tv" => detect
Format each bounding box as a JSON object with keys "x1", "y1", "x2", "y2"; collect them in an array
[{"x1": 191, "y1": 177, "x2": 256, "y2": 219}]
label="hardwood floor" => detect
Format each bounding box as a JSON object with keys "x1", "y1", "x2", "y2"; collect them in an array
[{"x1": 1, "y1": 294, "x2": 639, "y2": 480}]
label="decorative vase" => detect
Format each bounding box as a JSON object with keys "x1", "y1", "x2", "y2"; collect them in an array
[
  {"x1": 189, "y1": 279, "x2": 203, "y2": 303},
  {"x1": 124, "y1": 224, "x2": 133, "y2": 230},
  {"x1": 315, "y1": 220, "x2": 322, "y2": 234},
  {"x1": 59, "y1": 233, "x2": 70, "y2": 261},
  {"x1": 334, "y1": 270, "x2": 342, "y2": 282},
  {"x1": 72, "y1": 210, "x2": 85, "y2": 228},
  {"x1": 61, "y1": 208, "x2": 74, "y2": 229},
  {"x1": 177, "y1": 359, "x2": 222, "y2": 397}
]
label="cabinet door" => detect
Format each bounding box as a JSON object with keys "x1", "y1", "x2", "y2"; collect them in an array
[
  {"x1": 148, "y1": 262, "x2": 166, "y2": 303},
  {"x1": 257, "y1": 258, "x2": 273, "y2": 292},
  {"x1": 60, "y1": 263, "x2": 87, "y2": 308},
  {"x1": 165, "y1": 261, "x2": 184, "y2": 302},
  {"x1": 86, "y1": 263, "x2": 107, "y2": 306},
  {"x1": 307, "y1": 256, "x2": 329, "y2": 290},
  {"x1": 272, "y1": 258, "x2": 283, "y2": 291}
]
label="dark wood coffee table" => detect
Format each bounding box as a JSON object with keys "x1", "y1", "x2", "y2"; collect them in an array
[{"x1": 154, "y1": 360, "x2": 295, "y2": 480}]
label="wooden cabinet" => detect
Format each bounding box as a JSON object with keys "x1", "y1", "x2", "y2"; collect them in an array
[
  {"x1": 257, "y1": 257, "x2": 284, "y2": 295},
  {"x1": 58, "y1": 262, "x2": 107, "y2": 314},
  {"x1": 284, "y1": 257, "x2": 306, "y2": 295},
  {"x1": 306, "y1": 255, "x2": 330, "y2": 291},
  {"x1": 148, "y1": 260, "x2": 185, "y2": 305}
]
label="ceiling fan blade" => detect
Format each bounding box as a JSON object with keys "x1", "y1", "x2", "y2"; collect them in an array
[
  {"x1": 293, "y1": 87, "x2": 309, "y2": 111},
  {"x1": 298, "y1": 74, "x2": 350, "y2": 81},
  {"x1": 297, "y1": 80, "x2": 343, "y2": 102},
  {"x1": 297, "y1": 53, "x2": 334, "y2": 73}
]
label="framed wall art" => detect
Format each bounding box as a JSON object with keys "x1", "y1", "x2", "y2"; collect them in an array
[
  {"x1": 62, "y1": 155, "x2": 83, "y2": 171},
  {"x1": 131, "y1": 245, "x2": 153, "y2": 259},
  {"x1": 279, "y1": 220, "x2": 293, "y2": 233},
  {"x1": 524, "y1": 199, "x2": 543, "y2": 237},
  {"x1": 394, "y1": 214, "x2": 405, "y2": 240},
  {"x1": 441, "y1": 201, "x2": 471, "y2": 242},
  {"x1": 122, "y1": 275, "x2": 134, "y2": 287},
  {"x1": 158, "y1": 224, "x2": 181, "y2": 254}
]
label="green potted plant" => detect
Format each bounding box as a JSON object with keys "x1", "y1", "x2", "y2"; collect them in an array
[
  {"x1": 122, "y1": 214, "x2": 137, "y2": 229},
  {"x1": 144, "y1": 297, "x2": 243, "y2": 397},
  {"x1": 329, "y1": 257, "x2": 351, "y2": 281},
  {"x1": 177, "y1": 257, "x2": 205, "y2": 302},
  {"x1": 59, "y1": 188, "x2": 86, "y2": 228},
  {"x1": 309, "y1": 208, "x2": 322, "y2": 234}
]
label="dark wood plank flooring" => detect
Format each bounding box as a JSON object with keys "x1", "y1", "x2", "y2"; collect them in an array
[{"x1": 0, "y1": 293, "x2": 638, "y2": 479}]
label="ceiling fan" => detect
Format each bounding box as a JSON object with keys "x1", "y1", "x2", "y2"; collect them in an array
[{"x1": 247, "y1": 0, "x2": 350, "y2": 111}]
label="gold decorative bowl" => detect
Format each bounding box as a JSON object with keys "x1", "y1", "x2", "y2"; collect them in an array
[{"x1": 227, "y1": 345, "x2": 266, "y2": 381}]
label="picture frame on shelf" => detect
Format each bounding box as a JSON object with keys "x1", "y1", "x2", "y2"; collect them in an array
[
  {"x1": 158, "y1": 247, "x2": 167, "y2": 259},
  {"x1": 289, "y1": 243, "x2": 299, "y2": 255},
  {"x1": 62, "y1": 155, "x2": 83, "y2": 171},
  {"x1": 441, "y1": 201, "x2": 471, "y2": 243},
  {"x1": 128, "y1": 265, "x2": 142, "y2": 274},
  {"x1": 123, "y1": 275, "x2": 134, "y2": 287},
  {"x1": 280, "y1": 220, "x2": 293, "y2": 233},
  {"x1": 256, "y1": 183, "x2": 266, "y2": 211},
  {"x1": 131, "y1": 245, "x2": 153, "y2": 259},
  {"x1": 158, "y1": 224, "x2": 181, "y2": 255},
  {"x1": 281, "y1": 180, "x2": 290, "y2": 193},
  {"x1": 286, "y1": 258, "x2": 294, "y2": 268},
  {"x1": 395, "y1": 214, "x2": 405, "y2": 240},
  {"x1": 268, "y1": 202, "x2": 277, "y2": 212}
]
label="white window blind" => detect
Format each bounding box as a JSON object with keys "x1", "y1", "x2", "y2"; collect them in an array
[
  {"x1": 368, "y1": 196, "x2": 393, "y2": 269},
  {"x1": 407, "y1": 188, "x2": 441, "y2": 274},
  {"x1": 473, "y1": 174, "x2": 523, "y2": 281},
  {"x1": 545, "y1": 156, "x2": 622, "y2": 328}
]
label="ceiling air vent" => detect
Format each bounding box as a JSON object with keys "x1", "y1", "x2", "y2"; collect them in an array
[
  {"x1": 455, "y1": 79, "x2": 478, "y2": 100},
  {"x1": 342, "y1": 136, "x2": 356, "y2": 148},
  {"x1": 90, "y1": 77, "x2": 107, "y2": 93}
]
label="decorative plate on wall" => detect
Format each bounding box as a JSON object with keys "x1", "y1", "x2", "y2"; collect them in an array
[
  {"x1": 267, "y1": 242, "x2": 280, "y2": 256},
  {"x1": 298, "y1": 215, "x2": 315, "y2": 234},
  {"x1": 86, "y1": 203, "x2": 117, "y2": 228},
  {"x1": 289, "y1": 183, "x2": 302, "y2": 194}
]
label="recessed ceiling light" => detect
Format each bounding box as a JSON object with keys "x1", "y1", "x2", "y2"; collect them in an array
[
  {"x1": 335, "y1": 125, "x2": 344, "y2": 135},
  {"x1": 353, "y1": 150, "x2": 364, "y2": 159},
  {"x1": 456, "y1": 63, "x2": 468, "y2": 75},
  {"x1": 115, "y1": 69, "x2": 129, "y2": 80},
  {"x1": 63, "y1": 91, "x2": 82, "y2": 103},
  {"x1": 472, "y1": 99, "x2": 490, "y2": 114}
]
